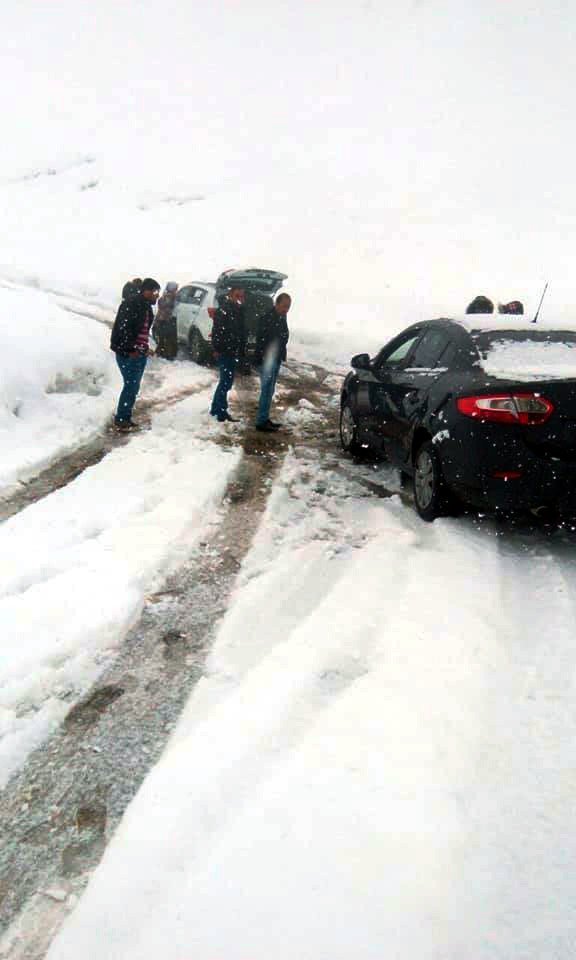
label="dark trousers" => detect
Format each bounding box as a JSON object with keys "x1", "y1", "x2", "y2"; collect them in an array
[
  {"x1": 115, "y1": 353, "x2": 147, "y2": 423},
  {"x1": 154, "y1": 318, "x2": 177, "y2": 360},
  {"x1": 210, "y1": 356, "x2": 237, "y2": 420}
]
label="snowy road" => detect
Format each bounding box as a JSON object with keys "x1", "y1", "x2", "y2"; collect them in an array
[
  {"x1": 3, "y1": 338, "x2": 576, "y2": 958},
  {"x1": 40, "y1": 494, "x2": 576, "y2": 960}
]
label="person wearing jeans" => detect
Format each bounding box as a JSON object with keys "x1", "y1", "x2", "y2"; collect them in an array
[
  {"x1": 256, "y1": 343, "x2": 281, "y2": 428},
  {"x1": 254, "y1": 293, "x2": 291, "y2": 432},
  {"x1": 115, "y1": 353, "x2": 148, "y2": 424},
  {"x1": 110, "y1": 277, "x2": 160, "y2": 430},
  {"x1": 211, "y1": 355, "x2": 238, "y2": 420},
  {"x1": 209, "y1": 287, "x2": 246, "y2": 422}
]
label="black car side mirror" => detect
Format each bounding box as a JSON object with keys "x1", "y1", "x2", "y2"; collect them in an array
[{"x1": 351, "y1": 353, "x2": 371, "y2": 371}]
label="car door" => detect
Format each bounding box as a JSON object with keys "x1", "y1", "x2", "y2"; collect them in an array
[
  {"x1": 364, "y1": 329, "x2": 423, "y2": 451},
  {"x1": 186, "y1": 286, "x2": 208, "y2": 337},
  {"x1": 384, "y1": 327, "x2": 457, "y2": 466},
  {"x1": 175, "y1": 286, "x2": 197, "y2": 340}
]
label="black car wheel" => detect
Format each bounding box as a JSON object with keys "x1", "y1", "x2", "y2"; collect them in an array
[
  {"x1": 413, "y1": 440, "x2": 451, "y2": 522},
  {"x1": 188, "y1": 327, "x2": 212, "y2": 365},
  {"x1": 339, "y1": 401, "x2": 361, "y2": 454}
]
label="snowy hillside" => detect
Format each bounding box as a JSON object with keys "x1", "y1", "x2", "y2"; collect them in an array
[{"x1": 2, "y1": 2, "x2": 575, "y2": 342}]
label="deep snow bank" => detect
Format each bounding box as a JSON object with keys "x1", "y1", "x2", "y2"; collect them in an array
[{"x1": 0, "y1": 284, "x2": 115, "y2": 491}]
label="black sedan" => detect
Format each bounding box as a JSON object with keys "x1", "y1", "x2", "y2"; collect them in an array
[{"x1": 339, "y1": 317, "x2": 576, "y2": 521}]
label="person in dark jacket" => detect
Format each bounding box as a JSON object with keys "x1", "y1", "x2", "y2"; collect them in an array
[
  {"x1": 110, "y1": 278, "x2": 160, "y2": 430},
  {"x1": 209, "y1": 287, "x2": 246, "y2": 422},
  {"x1": 122, "y1": 277, "x2": 142, "y2": 300},
  {"x1": 466, "y1": 295, "x2": 494, "y2": 315},
  {"x1": 498, "y1": 300, "x2": 524, "y2": 315},
  {"x1": 153, "y1": 281, "x2": 179, "y2": 359},
  {"x1": 254, "y1": 293, "x2": 291, "y2": 431}
]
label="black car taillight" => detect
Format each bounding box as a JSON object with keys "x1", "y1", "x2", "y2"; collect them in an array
[{"x1": 457, "y1": 393, "x2": 554, "y2": 425}]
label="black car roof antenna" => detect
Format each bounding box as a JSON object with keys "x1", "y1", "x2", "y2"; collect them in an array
[{"x1": 532, "y1": 282, "x2": 549, "y2": 324}]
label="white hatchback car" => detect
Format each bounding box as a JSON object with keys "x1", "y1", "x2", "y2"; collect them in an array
[{"x1": 174, "y1": 267, "x2": 288, "y2": 364}]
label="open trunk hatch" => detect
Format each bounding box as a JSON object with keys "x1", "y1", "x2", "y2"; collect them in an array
[{"x1": 215, "y1": 267, "x2": 287, "y2": 296}]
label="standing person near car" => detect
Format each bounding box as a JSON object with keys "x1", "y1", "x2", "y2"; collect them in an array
[
  {"x1": 209, "y1": 287, "x2": 246, "y2": 422},
  {"x1": 122, "y1": 277, "x2": 142, "y2": 300},
  {"x1": 466, "y1": 295, "x2": 494, "y2": 314},
  {"x1": 110, "y1": 277, "x2": 160, "y2": 430},
  {"x1": 498, "y1": 300, "x2": 524, "y2": 315},
  {"x1": 254, "y1": 293, "x2": 291, "y2": 432},
  {"x1": 153, "y1": 281, "x2": 179, "y2": 359}
]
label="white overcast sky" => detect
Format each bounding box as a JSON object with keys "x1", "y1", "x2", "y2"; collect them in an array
[{"x1": 1, "y1": 0, "x2": 575, "y2": 318}]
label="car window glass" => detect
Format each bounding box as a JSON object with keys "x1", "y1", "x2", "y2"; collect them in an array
[
  {"x1": 381, "y1": 333, "x2": 421, "y2": 367},
  {"x1": 191, "y1": 288, "x2": 205, "y2": 306},
  {"x1": 436, "y1": 341, "x2": 458, "y2": 368},
  {"x1": 408, "y1": 330, "x2": 453, "y2": 369},
  {"x1": 177, "y1": 286, "x2": 194, "y2": 303}
]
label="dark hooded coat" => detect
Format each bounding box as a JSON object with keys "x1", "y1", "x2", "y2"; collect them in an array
[{"x1": 110, "y1": 294, "x2": 154, "y2": 355}]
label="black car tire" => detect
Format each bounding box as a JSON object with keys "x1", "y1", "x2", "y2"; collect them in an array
[
  {"x1": 188, "y1": 327, "x2": 212, "y2": 365},
  {"x1": 413, "y1": 439, "x2": 452, "y2": 522},
  {"x1": 340, "y1": 401, "x2": 361, "y2": 454}
]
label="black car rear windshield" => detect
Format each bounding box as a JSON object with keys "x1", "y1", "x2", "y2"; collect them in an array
[
  {"x1": 472, "y1": 329, "x2": 576, "y2": 355},
  {"x1": 471, "y1": 328, "x2": 576, "y2": 380}
]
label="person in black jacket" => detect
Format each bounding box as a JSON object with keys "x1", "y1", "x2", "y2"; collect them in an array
[
  {"x1": 122, "y1": 277, "x2": 142, "y2": 300},
  {"x1": 466, "y1": 295, "x2": 494, "y2": 315},
  {"x1": 209, "y1": 287, "x2": 246, "y2": 422},
  {"x1": 254, "y1": 293, "x2": 291, "y2": 431},
  {"x1": 110, "y1": 277, "x2": 160, "y2": 430}
]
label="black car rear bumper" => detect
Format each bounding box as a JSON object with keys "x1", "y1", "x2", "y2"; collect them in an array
[{"x1": 438, "y1": 420, "x2": 576, "y2": 515}]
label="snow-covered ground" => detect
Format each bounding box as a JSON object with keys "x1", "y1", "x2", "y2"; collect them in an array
[
  {"x1": 43, "y1": 452, "x2": 576, "y2": 960},
  {"x1": 0, "y1": 389, "x2": 239, "y2": 788}
]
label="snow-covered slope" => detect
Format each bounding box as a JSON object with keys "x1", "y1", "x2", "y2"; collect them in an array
[
  {"x1": 0, "y1": 285, "x2": 115, "y2": 491},
  {"x1": 2, "y1": 1, "x2": 575, "y2": 355}
]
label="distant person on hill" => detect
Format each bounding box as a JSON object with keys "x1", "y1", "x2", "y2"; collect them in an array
[
  {"x1": 466, "y1": 295, "x2": 494, "y2": 315},
  {"x1": 209, "y1": 286, "x2": 246, "y2": 422},
  {"x1": 153, "y1": 282, "x2": 179, "y2": 359},
  {"x1": 498, "y1": 300, "x2": 524, "y2": 315},
  {"x1": 254, "y1": 293, "x2": 291, "y2": 432},
  {"x1": 110, "y1": 277, "x2": 160, "y2": 431},
  {"x1": 122, "y1": 277, "x2": 142, "y2": 300}
]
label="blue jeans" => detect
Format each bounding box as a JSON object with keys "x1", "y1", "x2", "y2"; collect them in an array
[
  {"x1": 256, "y1": 356, "x2": 281, "y2": 426},
  {"x1": 115, "y1": 353, "x2": 147, "y2": 423},
  {"x1": 210, "y1": 356, "x2": 237, "y2": 419}
]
